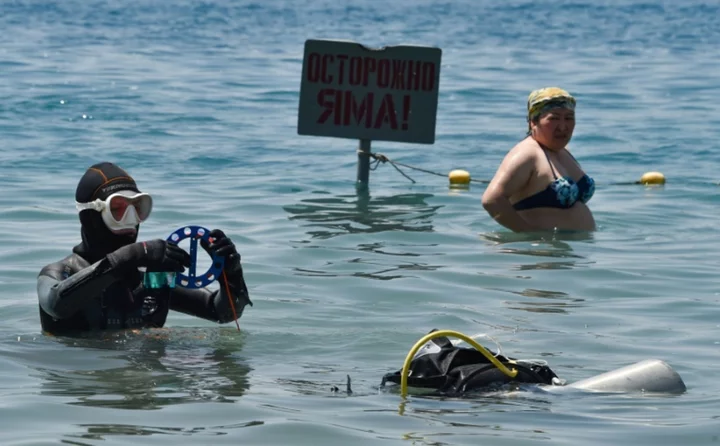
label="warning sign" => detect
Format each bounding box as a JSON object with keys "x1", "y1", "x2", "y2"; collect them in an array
[{"x1": 297, "y1": 39, "x2": 442, "y2": 144}]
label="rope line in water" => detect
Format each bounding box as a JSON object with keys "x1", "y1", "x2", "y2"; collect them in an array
[
  {"x1": 359, "y1": 150, "x2": 674, "y2": 186},
  {"x1": 361, "y1": 150, "x2": 489, "y2": 184}
]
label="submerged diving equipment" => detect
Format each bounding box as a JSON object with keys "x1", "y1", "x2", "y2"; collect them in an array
[
  {"x1": 382, "y1": 329, "x2": 558, "y2": 397},
  {"x1": 383, "y1": 329, "x2": 687, "y2": 397}
]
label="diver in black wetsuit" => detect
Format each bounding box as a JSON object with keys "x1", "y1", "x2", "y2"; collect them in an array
[{"x1": 36, "y1": 162, "x2": 252, "y2": 335}]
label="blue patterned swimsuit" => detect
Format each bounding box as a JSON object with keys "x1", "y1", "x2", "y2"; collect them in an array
[{"x1": 513, "y1": 147, "x2": 595, "y2": 210}]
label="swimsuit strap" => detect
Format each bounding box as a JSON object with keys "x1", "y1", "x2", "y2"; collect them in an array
[
  {"x1": 565, "y1": 149, "x2": 583, "y2": 170},
  {"x1": 537, "y1": 143, "x2": 559, "y2": 179}
]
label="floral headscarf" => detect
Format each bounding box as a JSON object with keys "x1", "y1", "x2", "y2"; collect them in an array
[{"x1": 527, "y1": 87, "x2": 576, "y2": 131}]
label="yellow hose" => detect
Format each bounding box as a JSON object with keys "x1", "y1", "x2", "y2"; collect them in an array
[{"x1": 400, "y1": 330, "x2": 518, "y2": 397}]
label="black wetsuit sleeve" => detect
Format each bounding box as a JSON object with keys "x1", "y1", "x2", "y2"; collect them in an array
[
  {"x1": 37, "y1": 257, "x2": 123, "y2": 320},
  {"x1": 169, "y1": 260, "x2": 252, "y2": 323}
]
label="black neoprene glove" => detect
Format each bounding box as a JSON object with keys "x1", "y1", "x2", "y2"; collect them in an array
[
  {"x1": 107, "y1": 239, "x2": 191, "y2": 272},
  {"x1": 200, "y1": 229, "x2": 241, "y2": 269},
  {"x1": 200, "y1": 229, "x2": 252, "y2": 320}
]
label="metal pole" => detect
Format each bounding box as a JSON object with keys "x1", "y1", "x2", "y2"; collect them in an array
[{"x1": 356, "y1": 139, "x2": 371, "y2": 187}]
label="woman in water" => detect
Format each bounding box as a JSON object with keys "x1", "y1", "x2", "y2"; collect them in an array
[{"x1": 482, "y1": 87, "x2": 596, "y2": 232}]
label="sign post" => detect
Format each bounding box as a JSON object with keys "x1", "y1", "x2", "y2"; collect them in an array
[
  {"x1": 297, "y1": 39, "x2": 442, "y2": 187},
  {"x1": 357, "y1": 139, "x2": 372, "y2": 185}
]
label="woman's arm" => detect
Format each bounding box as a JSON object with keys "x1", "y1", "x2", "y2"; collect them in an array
[{"x1": 482, "y1": 148, "x2": 538, "y2": 232}]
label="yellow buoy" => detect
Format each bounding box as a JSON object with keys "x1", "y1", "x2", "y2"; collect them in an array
[
  {"x1": 639, "y1": 171, "x2": 666, "y2": 185},
  {"x1": 449, "y1": 169, "x2": 471, "y2": 186}
]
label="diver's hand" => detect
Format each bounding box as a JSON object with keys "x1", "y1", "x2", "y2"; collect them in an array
[
  {"x1": 200, "y1": 229, "x2": 241, "y2": 269},
  {"x1": 201, "y1": 229, "x2": 252, "y2": 321},
  {"x1": 107, "y1": 239, "x2": 191, "y2": 272}
]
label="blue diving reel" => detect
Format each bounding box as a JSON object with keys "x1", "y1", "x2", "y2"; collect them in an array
[{"x1": 166, "y1": 225, "x2": 225, "y2": 289}]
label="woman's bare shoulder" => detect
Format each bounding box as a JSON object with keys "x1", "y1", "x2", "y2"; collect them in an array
[{"x1": 501, "y1": 137, "x2": 540, "y2": 164}]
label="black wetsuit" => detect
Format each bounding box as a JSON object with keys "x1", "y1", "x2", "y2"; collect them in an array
[{"x1": 37, "y1": 249, "x2": 251, "y2": 334}]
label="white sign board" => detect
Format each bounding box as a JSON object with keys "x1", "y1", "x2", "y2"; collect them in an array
[{"x1": 297, "y1": 39, "x2": 442, "y2": 144}]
